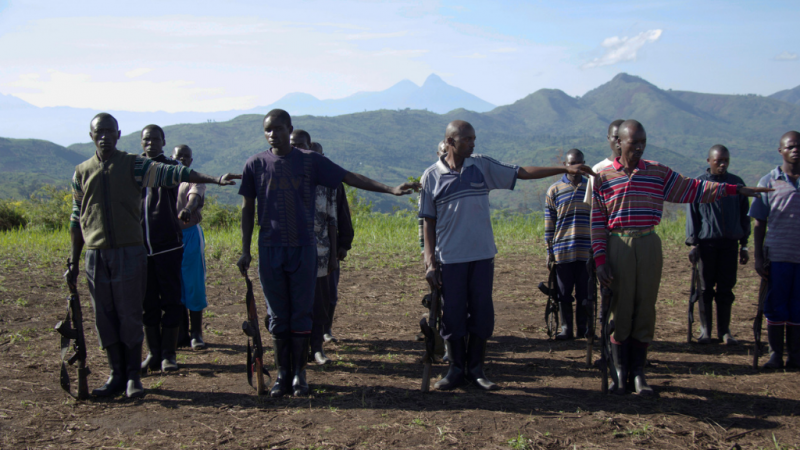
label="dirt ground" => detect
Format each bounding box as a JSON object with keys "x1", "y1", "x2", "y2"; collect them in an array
[{"x1": 1, "y1": 242, "x2": 799, "y2": 449}]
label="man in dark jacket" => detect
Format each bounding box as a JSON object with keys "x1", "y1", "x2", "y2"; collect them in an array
[{"x1": 686, "y1": 145, "x2": 751, "y2": 345}]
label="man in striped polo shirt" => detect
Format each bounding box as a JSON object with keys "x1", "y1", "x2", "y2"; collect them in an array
[
  {"x1": 420, "y1": 120, "x2": 594, "y2": 391},
  {"x1": 592, "y1": 120, "x2": 769, "y2": 396},
  {"x1": 545, "y1": 148, "x2": 593, "y2": 340}
]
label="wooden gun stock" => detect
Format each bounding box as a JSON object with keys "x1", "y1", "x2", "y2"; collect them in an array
[{"x1": 56, "y1": 259, "x2": 90, "y2": 400}]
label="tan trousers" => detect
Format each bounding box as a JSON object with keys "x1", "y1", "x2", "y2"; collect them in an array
[{"x1": 608, "y1": 232, "x2": 663, "y2": 343}]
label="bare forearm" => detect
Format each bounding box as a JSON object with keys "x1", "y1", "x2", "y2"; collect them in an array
[
  {"x1": 753, "y1": 220, "x2": 766, "y2": 260},
  {"x1": 185, "y1": 194, "x2": 201, "y2": 214},
  {"x1": 241, "y1": 201, "x2": 255, "y2": 255},
  {"x1": 423, "y1": 218, "x2": 437, "y2": 269},
  {"x1": 188, "y1": 171, "x2": 222, "y2": 185},
  {"x1": 342, "y1": 172, "x2": 396, "y2": 194},
  {"x1": 69, "y1": 227, "x2": 85, "y2": 264},
  {"x1": 517, "y1": 166, "x2": 567, "y2": 180}
]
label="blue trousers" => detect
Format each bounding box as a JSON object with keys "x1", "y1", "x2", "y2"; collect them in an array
[
  {"x1": 258, "y1": 245, "x2": 317, "y2": 336},
  {"x1": 440, "y1": 258, "x2": 495, "y2": 341},
  {"x1": 180, "y1": 225, "x2": 208, "y2": 312},
  {"x1": 766, "y1": 261, "x2": 800, "y2": 326}
]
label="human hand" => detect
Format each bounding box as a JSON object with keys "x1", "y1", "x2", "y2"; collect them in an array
[
  {"x1": 425, "y1": 265, "x2": 442, "y2": 290},
  {"x1": 392, "y1": 182, "x2": 421, "y2": 196},
  {"x1": 328, "y1": 256, "x2": 339, "y2": 275},
  {"x1": 337, "y1": 248, "x2": 348, "y2": 261},
  {"x1": 688, "y1": 246, "x2": 698, "y2": 264},
  {"x1": 178, "y1": 208, "x2": 192, "y2": 223},
  {"x1": 566, "y1": 164, "x2": 596, "y2": 177},
  {"x1": 64, "y1": 261, "x2": 79, "y2": 290},
  {"x1": 737, "y1": 186, "x2": 774, "y2": 197},
  {"x1": 218, "y1": 173, "x2": 241, "y2": 186},
  {"x1": 754, "y1": 257, "x2": 769, "y2": 280},
  {"x1": 237, "y1": 252, "x2": 252, "y2": 276},
  {"x1": 597, "y1": 263, "x2": 613, "y2": 288},
  {"x1": 739, "y1": 248, "x2": 749, "y2": 266}
]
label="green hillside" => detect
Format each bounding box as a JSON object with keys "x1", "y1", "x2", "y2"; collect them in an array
[{"x1": 0, "y1": 137, "x2": 85, "y2": 199}]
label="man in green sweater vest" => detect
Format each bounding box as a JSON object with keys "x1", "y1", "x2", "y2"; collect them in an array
[{"x1": 67, "y1": 113, "x2": 239, "y2": 398}]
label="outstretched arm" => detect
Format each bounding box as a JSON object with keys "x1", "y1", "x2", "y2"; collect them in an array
[
  {"x1": 342, "y1": 172, "x2": 419, "y2": 196},
  {"x1": 517, "y1": 164, "x2": 595, "y2": 180}
]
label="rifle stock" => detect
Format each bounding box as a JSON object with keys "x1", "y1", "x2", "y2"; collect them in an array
[
  {"x1": 55, "y1": 259, "x2": 90, "y2": 400},
  {"x1": 541, "y1": 254, "x2": 560, "y2": 339},
  {"x1": 420, "y1": 275, "x2": 441, "y2": 393},
  {"x1": 242, "y1": 273, "x2": 268, "y2": 395}
]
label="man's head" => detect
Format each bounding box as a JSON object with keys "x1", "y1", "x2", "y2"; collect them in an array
[
  {"x1": 263, "y1": 109, "x2": 293, "y2": 150},
  {"x1": 779, "y1": 131, "x2": 800, "y2": 165},
  {"x1": 607, "y1": 119, "x2": 624, "y2": 158},
  {"x1": 89, "y1": 113, "x2": 120, "y2": 154},
  {"x1": 437, "y1": 140, "x2": 447, "y2": 157},
  {"x1": 618, "y1": 120, "x2": 647, "y2": 167},
  {"x1": 172, "y1": 145, "x2": 193, "y2": 168},
  {"x1": 290, "y1": 129, "x2": 312, "y2": 150},
  {"x1": 444, "y1": 120, "x2": 476, "y2": 159},
  {"x1": 310, "y1": 142, "x2": 324, "y2": 155},
  {"x1": 707, "y1": 145, "x2": 730, "y2": 176},
  {"x1": 141, "y1": 124, "x2": 165, "y2": 157},
  {"x1": 565, "y1": 148, "x2": 585, "y2": 166}
]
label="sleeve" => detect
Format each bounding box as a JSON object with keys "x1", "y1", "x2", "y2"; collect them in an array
[
  {"x1": 544, "y1": 185, "x2": 556, "y2": 244},
  {"x1": 591, "y1": 176, "x2": 611, "y2": 266},
  {"x1": 474, "y1": 156, "x2": 518, "y2": 191},
  {"x1": 748, "y1": 175, "x2": 771, "y2": 221},
  {"x1": 662, "y1": 167, "x2": 737, "y2": 204},
  {"x1": 237, "y1": 159, "x2": 257, "y2": 199},
  {"x1": 418, "y1": 171, "x2": 437, "y2": 219},
  {"x1": 685, "y1": 203, "x2": 701, "y2": 246},
  {"x1": 69, "y1": 172, "x2": 83, "y2": 229},
  {"x1": 313, "y1": 153, "x2": 348, "y2": 189},
  {"x1": 335, "y1": 184, "x2": 354, "y2": 250},
  {"x1": 134, "y1": 156, "x2": 191, "y2": 189},
  {"x1": 188, "y1": 183, "x2": 206, "y2": 198},
  {"x1": 583, "y1": 175, "x2": 594, "y2": 205}
]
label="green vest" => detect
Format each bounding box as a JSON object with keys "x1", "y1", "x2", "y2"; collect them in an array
[{"x1": 74, "y1": 150, "x2": 143, "y2": 249}]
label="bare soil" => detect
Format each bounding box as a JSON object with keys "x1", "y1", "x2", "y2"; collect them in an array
[{"x1": 1, "y1": 243, "x2": 798, "y2": 449}]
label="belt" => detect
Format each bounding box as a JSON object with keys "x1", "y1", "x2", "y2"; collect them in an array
[{"x1": 610, "y1": 226, "x2": 655, "y2": 238}]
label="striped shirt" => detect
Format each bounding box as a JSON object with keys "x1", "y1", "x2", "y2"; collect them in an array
[
  {"x1": 545, "y1": 175, "x2": 592, "y2": 263},
  {"x1": 748, "y1": 166, "x2": 800, "y2": 264},
  {"x1": 70, "y1": 154, "x2": 191, "y2": 228},
  {"x1": 591, "y1": 158, "x2": 737, "y2": 266}
]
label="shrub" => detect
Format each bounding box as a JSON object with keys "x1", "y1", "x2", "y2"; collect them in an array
[
  {"x1": 23, "y1": 185, "x2": 72, "y2": 231},
  {"x1": 203, "y1": 196, "x2": 240, "y2": 230},
  {"x1": 0, "y1": 200, "x2": 27, "y2": 231}
]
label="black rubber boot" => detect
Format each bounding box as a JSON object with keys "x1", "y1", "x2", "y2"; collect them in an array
[
  {"x1": 556, "y1": 302, "x2": 574, "y2": 340},
  {"x1": 270, "y1": 338, "x2": 292, "y2": 398},
  {"x1": 575, "y1": 301, "x2": 589, "y2": 338},
  {"x1": 716, "y1": 302, "x2": 738, "y2": 346},
  {"x1": 435, "y1": 337, "x2": 466, "y2": 391},
  {"x1": 697, "y1": 297, "x2": 713, "y2": 344},
  {"x1": 629, "y1": 344, "x2": 654, "y2": 396},
  {"x1": 93, "y1": 343, "x2": 126, "y2": 397},
  {"x1": 610, "y1": 341, "x2": 629, "y2": 395},
  {"x1": 786, "y1": 326, "x2": 800, "y2": 369},
  {"x1": 311, "y1": 324, "x2": 330, "y2": 366},
  {"x1": 125, "y1": 343, "x2": 145, "y2": 398},
  {"x1": 178, "y1": 306, "x2": 191, "y2": 349},
  {"x1": 141, "y1": 326, "x2": 161, "y2": 373},
  {"x1": 190, "y1": 310, "x2": 206, "y2": 350},
  {"x1": 291, "y1": 336, "x2": 310, "y2": 397},
  {"x1": 764, "y1": 324, "x2": 785, "y2": 369},
  {"x1": 466, "y1": 334, "x2": 500, "y2": 391},
  {"x1": 324, "y1": 303, "x2": 338, "y2": 343},
  {"x1": 161, "y1": 326, "x2": 180, "y2": 372}
]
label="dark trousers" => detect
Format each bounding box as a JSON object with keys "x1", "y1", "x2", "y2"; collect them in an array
[
  {"x1": 555, "y1": 260, "x2": 589, "y2": 305},
  {"x1": 766, "y1": 262, "x2": 800, "y2": 325},
  {"x1": 142, "y1": 248, "x2": 184, "y2": 328},
  {"x1": 313, "y1": 275, "x2": 331, "y2": 326},
  {"x1": 258, "y1": 245, "x2": 317, "y2": 336},
  {"x1": 697, "y1": 239, "x2": 738, "y2": 308},
  {"x1": 328, "y1": 268, "x2": 340, "y2": 307},
  {"x1": 440, "y1": 258, "x2": 494, "y2": 341}
]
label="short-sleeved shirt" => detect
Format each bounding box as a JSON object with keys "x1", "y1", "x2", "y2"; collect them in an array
[
  {"x1": 583, "y1": 158, "x2": 614, "y2": 206},
  {"x1": 419, "y1": 154, "x2": 518, "y2": 264},
  {"x1": 545, "y1": 175, "x2": 592, "y2": 264},
  {"x1": 177, "y1": 182, "x2": 206, "y2": 230},
  {"x1": 238, "y1": 147, "x2": 348, "y2": 247},
  {"x1": 748, "y1": 166, "x2": 800, "y2": 264}
]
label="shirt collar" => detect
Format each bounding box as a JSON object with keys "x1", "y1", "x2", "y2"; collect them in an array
[
  {"x1": 612, "y1": 156, "x2": 646, "y2": 171},
  {"x1": 560, "y1": 174, "x2": 585, "y2": 185},
  {"x1": 771, "y1": 166, "x2": 788, "y2": 181},
  {"x1": 436, "y1": 155, "x2": 474, "y2": 174}
]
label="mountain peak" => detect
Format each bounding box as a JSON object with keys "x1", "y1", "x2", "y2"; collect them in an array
[
  {"x1": 422, "y1": 74, "x2": 446, "y2": 87},
  {"x1": 610, "y1": 73, "x2": 655, "y2": 87}
]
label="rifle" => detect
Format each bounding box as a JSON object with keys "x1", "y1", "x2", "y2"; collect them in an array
[
  {"x1": 686, "y1": 261, "x2": 701, "y2": 343},
  {"x1": 599, "y1": 286, "x2": 613, "y2": 394},
  {"x1": 753, "y1": 270, "x2": 769, "y2": 370},
  {"x1": 539, "y1": 247, "x2": 560, "y2": 340},
  {"x1": 419, "y1": 270, "x2": 441, "y2": 393},
  {"x1": 241, "y1": 272, "x2": 269, "y2": 395},
  {"x1": 585, "y1": 259, "x2": 598, "y2": 367},
  {"x1": 54, "y1": 259, "x2": 90, "y2": 400}
]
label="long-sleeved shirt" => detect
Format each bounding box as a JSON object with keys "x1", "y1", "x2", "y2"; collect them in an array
[
  {"x1": 685, "y1": 170, "x2": 750, "y2": 247},
  {"x1": 591, "y1": 158, "x2": 737, "y2": 266},
  {"x1": 544, "y1": 175, "x2": 592, "y2": 263},
  {"x1": 335, "y1": 183, "x2": 354, "y2": 251}
]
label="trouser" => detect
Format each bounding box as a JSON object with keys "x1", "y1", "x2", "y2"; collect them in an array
[
  {"x1": 440, "y1": 258, "x2": 494, "y2": 341},
  {"x1": 697, "y1": 239, "x2": 738, "y2": 309},
  {"x1": 555, "y1": 260, "x2": 590, "y2": 305},
  {"x1": 608, "y1": 233, "x2": 663, "y2": 344},
  {"x1": 328, "y1": 268, "x2": 340, "y2": 307},
  {"x1": 180, "y1": 225, "x2": 208, "y2": 312},
  {"x1": 258, "y1": 245, "x2": 317, "y2": 337},
  {"x1": 85, "y1": 246, "x2": 147, "y2": 349},
  {"x1": 313, "y1": 275, "x2": 331, "y2": 326},
  {"x1": 142, "y1": 248, "x2": 184, "y2": 328},
  {"x1": 766, "y1": 262, "x2": 800, "y2": 325}
]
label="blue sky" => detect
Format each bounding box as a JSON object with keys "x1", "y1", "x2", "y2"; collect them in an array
[{"x1": 0, "y1": 0, "x2": 796, "y2": 112}]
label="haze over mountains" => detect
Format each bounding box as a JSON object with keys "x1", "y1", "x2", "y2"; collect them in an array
[{"x1": 2, "y1": 73, "x2": 799, "y2": 211}]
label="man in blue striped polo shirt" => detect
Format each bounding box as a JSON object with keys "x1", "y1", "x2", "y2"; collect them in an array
[
  {"x1": 420, "y1": 120, "x2": 594, "y2": 391},
  {"x1": 544, "y1": 148, "x2": 592, "y2": 340}
]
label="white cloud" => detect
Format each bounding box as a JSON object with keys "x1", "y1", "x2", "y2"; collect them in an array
[
  {"x1": 455, "y1": 52, "x2": 487, "y2": 59},
  {"x1": 125, "y1": 68, "x2": 153, "y2": 78},
  {"x1": 774, "y1": 51, "x2": 798, "y2": 61},
  {"x1": 581, "y1": 29, "x2": 663, "y2": 69},
  {"x1": 492, "y1": 47, "x2": 517, "y2": 53}
]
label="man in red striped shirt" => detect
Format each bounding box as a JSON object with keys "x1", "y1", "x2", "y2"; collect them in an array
[{"x1": 592, "y1": 120, "x2": 769, "y2": 396}]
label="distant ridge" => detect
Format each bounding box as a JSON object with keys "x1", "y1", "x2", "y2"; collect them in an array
[{"x1": 770, "y1": 84, "x2": 800, "y2": 106}]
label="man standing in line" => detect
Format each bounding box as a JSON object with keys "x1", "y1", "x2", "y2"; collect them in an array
[
  {"x1": 686, "y1": 145, "x2": 750, "y2": 345},
  {"x1": 544, "y1": 148, "x2": 593, "y2": 340},
  {"x1": 750, "y1": 131, "x2": 800, "y2": 369},
  {"x1": 593, "y1": 120, "x2": 769, "y2": 396},
  {"x1": 583, "y1": 120, "x2": 624, "y2": 207},
  {"x1": 173, "y1": 144, "x2": 210, "y2": 350},
  {"x1": 420, "y1": 120, "x2": 595, "y2": 391},
  {"x1": 237, "y1": 110, "x2": 418, "y2": 398},
  {"x1": 67, "y1": 113, "x2": 238, "y2": 398}
]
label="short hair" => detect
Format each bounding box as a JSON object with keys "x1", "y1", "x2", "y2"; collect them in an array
[
  {"x1": 90, "y1": 112, "x2": 118, "y2": 131},
  {"x1": 708, "y1": 144, "x2": 729, "y2": 157},
  {"x1": 608, "y1": 119, "x2": 624, "y2": 135},
  {"x1": 141, "y1": 124, "x2": 165, "y2": 140},
  {"x1": 565, "y1": 148, "x2": 584, "y2": 160},
  {"x1": 174, "y1": 144, "x2": 192, "y2": 154},
  {"x1": 310, "y1": 142, "x2": 323, "y2": 153},
  {"x1": 291, "y1": 129, "x2": 311, "y2": 143},
  {"x1": 265, "y1": 109, "x2": 292, "y2": 127}
]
